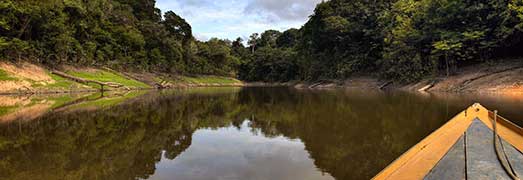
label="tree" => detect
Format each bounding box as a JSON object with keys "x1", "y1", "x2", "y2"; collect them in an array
[
  {"x1": 116, "y1": 0, "x2": 161, "y2": 21},
  {"x1": 296, "y1": 0, "x2": 391, "y2": 80},
  {"x1": 163, "y1": 11, "x2": 192, "y2": 43},
  {"x1": 248, "y1": 33, "x2": 259, "y2": 54},
  {"x1": 2, "y1": 0, "x2": 523, "y2": 82},
  {"x1": 432, "y1": 40, "x2": 462, "y2": 76},
  {"x1": 258, "y1": 30, "x2": 281, "y2": 48},
  {"x1": 276, "y1": 28, "x2": 299, "y2": 48}
]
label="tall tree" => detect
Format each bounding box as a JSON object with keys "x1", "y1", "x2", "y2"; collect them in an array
[
  {"x1": 258, "y1": 30, "x2": 282, "y2": 48},
  {"x1": 248, "y1": 33, "x2": 260, "y2": 54},
  {"x1": 276, "y1": 28, "x2": 300, "y2": 48}
]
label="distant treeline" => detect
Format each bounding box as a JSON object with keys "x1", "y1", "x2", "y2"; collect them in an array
[{"x1": 1, "y1": 0, "x2": 523, "y2": 82}]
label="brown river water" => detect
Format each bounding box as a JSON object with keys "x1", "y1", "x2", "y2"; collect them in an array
[{"x1": 0, "y1": 87, "x2": 522, "y2": 180}]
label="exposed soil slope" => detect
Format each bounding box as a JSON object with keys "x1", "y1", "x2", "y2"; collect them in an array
[
  {"x1": 0, "y1": 62, "x2": 92, "y2": 94},
  {"x1": 405, "y1": 60, "x2": 523, "y2": 93},
  {"x1": 289, "y1": 59, "x2": 523, "y2": 93},
  {"x1": 2, "y1": 60, "x2": 521, "y2": 94},
  {"x1": 0, "y1": 61, "x2": 244, "y2": 94}
]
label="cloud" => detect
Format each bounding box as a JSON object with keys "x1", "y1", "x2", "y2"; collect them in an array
[
  {"x1": 156, "y1": 0, "x2": 321, "y2": 41},
  {"x1": 244, "y1": 0, "x2": 322, "y2": 23}
]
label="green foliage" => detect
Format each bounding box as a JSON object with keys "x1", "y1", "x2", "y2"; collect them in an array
[
  {"x1": 44, "y1": 73, "x2": 78, "y2": 88},
  {"x1": 275, "y1": 29, "x2": 299, "y2": 49},
  {"x1": 2, "y1": 0, "x2": 523, "y2": 83},
  {"x1": 0, "y1": 0, "x2": 237, "y2": 77},
  {"x1": 296, "y1": 0, "x2": 389, "y2": 80},
  {"x1": 238, "y1": 47, "x2": 298, "y2": 82},
  {"x1": 231, "y1": 37, "x2": 250, "y2": 60},
  {"x1": 0, "y1": 69, "x2": 17, "y2": 81},
  {"x1": 237, "y1": 0, "x2": 523, "y2": 83},
  {"x1": 190, "y1": 38, "x2": 240, "y2": 76},
  {"x1": 0, "y1": 105, "x2": 18, "y2": 117},
  {"x1": 380, "y1": 0, "x2": 522, "y2": 82},
  {"x1": 163, "y1": 11, "x2": 192, "y2": 43},
  {"x1": 66, "y1": 70, "x2": 150, "y2": 88},
  {"x1": 258, "y1": 30, "x2": 282, "y2": 48}
]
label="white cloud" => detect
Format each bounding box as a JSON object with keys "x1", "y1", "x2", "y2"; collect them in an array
[
  {"x1": 156, "y1": 0, "x2": 321, "y2": 41},
  {"x1": 244, "y1": 0, "x2": 323, "y2": 22}
]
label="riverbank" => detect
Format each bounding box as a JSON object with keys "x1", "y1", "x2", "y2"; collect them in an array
[
  {"x1": 0, "y1": 61, "x2": 244, "y2": 95},
  {"x1": 289, "y1": 59, "x2": 523, "y2": 93},
  {"x1": 402, "y1": 59, "x2": 523, "y2": 93},
  {"x1": 2, "y1": 60, "x2": 522, "y2": 94}
]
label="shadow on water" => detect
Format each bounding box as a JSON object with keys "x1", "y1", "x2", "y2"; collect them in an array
[{"x1": 0, "y1": 87, "x2": 522, "y2": 180}]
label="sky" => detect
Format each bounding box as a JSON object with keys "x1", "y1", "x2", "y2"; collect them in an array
[{"x1": 156, "y1": 0, "x2": 323, "y2": 41}]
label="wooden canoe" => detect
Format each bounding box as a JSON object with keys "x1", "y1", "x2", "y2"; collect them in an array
[{"x1": 373, "y1": 103, "x2": 523, "y2": 180}]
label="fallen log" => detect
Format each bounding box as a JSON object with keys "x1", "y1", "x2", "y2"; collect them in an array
[
  {"x1": 308, "y1": 82, "x2": 323, "y2": 89},
  {"x1": 51, "y1": 70, "x2": 124, "y2": 91},
  {"x1": 379, "y1": 81, "x2": 393, "y2": 90},
  {"x1": 418, "y1": 82, "x2": 435, "y2": 92}
]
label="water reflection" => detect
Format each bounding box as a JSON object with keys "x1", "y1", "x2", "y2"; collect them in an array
[
  {"x1": 0, "y1": 91, "x2": 146, "y2": 123},
  {"x1": 150, "y1": 121, "x2": 333, "y2": 180},
  {"x1": 0, "y1": 88, "x2": 521, "y2": 180}
]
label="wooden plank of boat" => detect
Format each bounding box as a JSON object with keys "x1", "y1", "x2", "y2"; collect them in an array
[
  {"x1": 466, "y1": 119, "x2": 511, "y2": 179},
  {"x1": 372, "y1": 103, "x2": 523, "y2": 180},
  {"x1": 423, "y1": 136, "x2": 466, "y2": 180},
  {"x1": 504, "y1": 139, "x2": 523, "y2": 176}
]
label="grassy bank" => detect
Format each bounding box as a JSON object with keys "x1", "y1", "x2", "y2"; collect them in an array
[
  {"x1": 64, "y1": 69, "x2": 150, "y2": 89},
  {"x1": 0, "y1": 62, "x2": 244, "y2": 94},
  {"x1": 0, "y1": 69, "x2": 17, "y2": 81}
]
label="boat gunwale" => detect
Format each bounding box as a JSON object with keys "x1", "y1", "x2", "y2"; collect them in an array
[
  {"x1": 372, "y1": 103, "x2": 523, "y2": 180},
  {"x1": 490, "y1": 111, "x2": 523, "y2": 137}
]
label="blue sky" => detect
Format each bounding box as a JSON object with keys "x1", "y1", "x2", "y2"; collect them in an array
[{"x1": 156, "y1": 0, "x2": 322, "y2": 41}]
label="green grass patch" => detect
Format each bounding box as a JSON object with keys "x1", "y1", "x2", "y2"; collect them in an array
[
  {"x1": 180, "y1": 76, "x2": 241, "y2": 84},
  {"x1": 46, "y1": 73, "x2": 77, "y2": 88},
  {"x1": 0, "y1": 69, "x2": 17, "y2": 81},
  {"x1": 153, "y1": 77, "x2": 165, "y2": 83},
  {"x1": 31, "y1": 72, "x2": 80, "y2": 89},
  {"x1": 66, "y1": 70, "x2": 150, "y2": 88},
  {"x1": 0, "y1": 105, "x2": 19, "y2": 117}
]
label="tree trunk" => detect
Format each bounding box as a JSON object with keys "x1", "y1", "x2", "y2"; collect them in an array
[
  {"x1": 51, "y1": 70, "x2": 124, "y2": 91},
  {"x1": 445, "y1": 53, "x2": 450, "y2": 77},
  {"x1": 17, "y1": 16, "x2": 31, "y2": 39}
]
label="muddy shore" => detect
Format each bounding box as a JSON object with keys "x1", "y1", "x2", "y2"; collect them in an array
[
  {"x1": 285, "y1": 60, "x2": 523, "y2": 93},
  {"x1": 1, "y1": 60, "x2": 522, "y2": 94}
]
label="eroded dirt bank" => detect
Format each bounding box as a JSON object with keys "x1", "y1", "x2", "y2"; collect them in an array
[
  {"x1": 1, "y1": 60, "x2": 522, "y2": 94},
  {"x1": 0, "y1": 61, "x2": 244, "y2": 94},
  {"x1": 402, "y1": 60, "x2": 523, "y2": 93},
  {"x1": 290, "y1": 60, "x2": 523, "y2": 93}
]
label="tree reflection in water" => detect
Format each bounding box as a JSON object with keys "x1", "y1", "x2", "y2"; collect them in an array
[{"x1": 0, "y1": 87, "x2": 522, "y2": 180}]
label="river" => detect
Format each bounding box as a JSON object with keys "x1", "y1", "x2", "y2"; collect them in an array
[{"x1": 0, "y1": 87, "x2": 522, "y2": 180}]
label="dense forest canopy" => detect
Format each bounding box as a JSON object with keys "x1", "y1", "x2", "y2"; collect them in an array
[
  {"x1": 240, "y1": 0, "x2": 523, "y2": 82},
  {"x1": 0, "y1": 0, "x2": 239, "y2": 76},
  {"x1": 1, "y1": 0, "x2": 523, "y2": 82}
]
